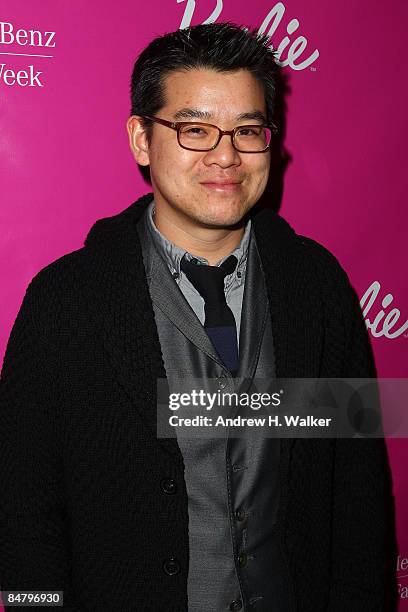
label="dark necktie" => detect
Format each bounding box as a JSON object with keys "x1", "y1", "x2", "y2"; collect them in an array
[{"x1": 180, "y1": 254, "x2": 239, "y2": 375}]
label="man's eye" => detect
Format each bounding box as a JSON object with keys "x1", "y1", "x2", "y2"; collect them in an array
[
  {"x1": 237, "y1": 128, "x2": 259, "y2": 137},
  {"x1": 183, "y1": 126, "x2": 208, "y2": 137}
]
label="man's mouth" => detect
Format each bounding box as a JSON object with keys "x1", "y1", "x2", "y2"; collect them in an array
[{"x1": 200, "y1": 180, "x2": 242, "y2": 192}]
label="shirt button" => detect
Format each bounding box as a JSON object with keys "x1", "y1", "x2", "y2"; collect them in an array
[
  {"x1": 172, "y1": 271, "x2": 179, "y2": 280},
  {"x1": 237, "y1": 270, "x2": 242, "y2": 278},
  {"x1": 235, "y1": 508, "x2": 246, "y2": 522},
  {"x1": 238, "y1": 552, "x2": 248, "y2": 567},
  {"x1": 229, "y1": 600, "x2": 243, "y2": 611},
  {"x1": 160, "y1": 477, "x2": 177, "y2": 495},
  {"x1": 162, "y1": 557, "x2": 180, "y2": 575}
]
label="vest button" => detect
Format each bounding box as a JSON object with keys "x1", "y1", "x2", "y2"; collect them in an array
[
  {"x1": 218, "y1": 377, "x2": 227, "y2": 389},
  {"x1": 162, "y1": 557, "x2": 180, "y2": 575},
  {"x1": 229, "y1": 600, "x2": 243, "y2": 611},
  {"x1": 238, "y1": 552, "x2": 248, "y2": 567},
  {"x1": 160, "y1": 478, "x2": 177, "y2": 495},
  {"x1": 235, "y1": 508, "x2": 246, "y2": 522}
]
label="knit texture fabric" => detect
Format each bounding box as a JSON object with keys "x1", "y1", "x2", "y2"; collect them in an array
[{"x1": 0, "y1": 193, "x2": 398, "y2": 611}]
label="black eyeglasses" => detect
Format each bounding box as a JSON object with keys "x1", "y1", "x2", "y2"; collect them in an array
[{"x1": 141, "y1": 115, "x2": 278, "y2": 153}]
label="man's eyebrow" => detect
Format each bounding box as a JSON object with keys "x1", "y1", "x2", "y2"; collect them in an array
[{"x1": 172, "y1": 107, "x2": 267, "y2": 123}]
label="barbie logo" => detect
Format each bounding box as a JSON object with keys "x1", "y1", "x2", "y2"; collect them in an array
[
  {"x1": 360, "y1": 281, "x2": 408, "y2": 340},
  {"x1": 177, "y1": 0, "x2": 319, "y2": 70}
]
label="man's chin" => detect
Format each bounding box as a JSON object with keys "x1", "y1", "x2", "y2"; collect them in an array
[
  {"x1": 195, "y1": 212, "x2": 247, "y2": 229},
  {"x1": 191, "y1": 201, "x2": 249, "y2": 228}
]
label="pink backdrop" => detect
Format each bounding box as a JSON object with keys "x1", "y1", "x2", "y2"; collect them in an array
[{"x1": 1, "y1": 0, "x2": 407, "y2": 606}]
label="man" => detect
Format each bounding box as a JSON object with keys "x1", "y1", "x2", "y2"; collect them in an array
[{"x1": 0, "y1": 22, "x2": 397, "y2": 612}]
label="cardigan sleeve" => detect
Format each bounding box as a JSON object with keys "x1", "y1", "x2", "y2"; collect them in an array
[
  {"x1": 0, "y1": 278, "x2": 81, "y2": 611},
  {"x1": 327, "y1": 275, "x2": 398, "y2": 610}
]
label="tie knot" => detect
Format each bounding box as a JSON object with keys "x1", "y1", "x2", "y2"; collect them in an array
[{"x1": 180, "y1": 254, "x2": 238, "y2": 300}]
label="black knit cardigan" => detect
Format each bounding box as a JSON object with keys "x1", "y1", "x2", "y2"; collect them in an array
[{"x1": 0, "y1": 193, "x2": 397, "y2": 611}]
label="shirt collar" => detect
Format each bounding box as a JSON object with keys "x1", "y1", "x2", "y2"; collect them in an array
[{"x1": 145, "y1": 199, "x2": 251, "y2": 286}]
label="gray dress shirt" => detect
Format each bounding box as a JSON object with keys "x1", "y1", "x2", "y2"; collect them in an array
[{"x1": 146, "y1": 200, "x2": 251, "y2": 349}]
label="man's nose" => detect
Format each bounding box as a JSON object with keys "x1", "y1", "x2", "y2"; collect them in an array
[{"x1": 203, "y1": 133, "x2": 241, "y2": 166}]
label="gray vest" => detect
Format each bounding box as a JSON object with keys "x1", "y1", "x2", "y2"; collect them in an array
[{"x1": 137, "y1": 210, "x2": 291, "y2": 611}]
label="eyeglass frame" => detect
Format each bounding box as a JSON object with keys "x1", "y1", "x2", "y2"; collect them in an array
[{"x1": 140, "y1": 114, "x2": 278, "y2": 153}]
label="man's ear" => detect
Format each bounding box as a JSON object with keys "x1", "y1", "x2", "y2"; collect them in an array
[{"x1": 126, "y1": 116, "x2": 150, "y2": 166}]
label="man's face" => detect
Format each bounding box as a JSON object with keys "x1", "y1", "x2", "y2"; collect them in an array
[{"x1": 138, "y1": 68, "x2": 270, "y2": 228}]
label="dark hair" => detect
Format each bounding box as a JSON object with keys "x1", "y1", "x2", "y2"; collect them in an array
[{"x1": 130, "y1": 22, "x2": 279, "y2": 144}]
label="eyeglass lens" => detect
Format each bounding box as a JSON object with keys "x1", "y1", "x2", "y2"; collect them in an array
[{"x1": 178, "y1": 124, "x2": 271, "y2": 151}]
